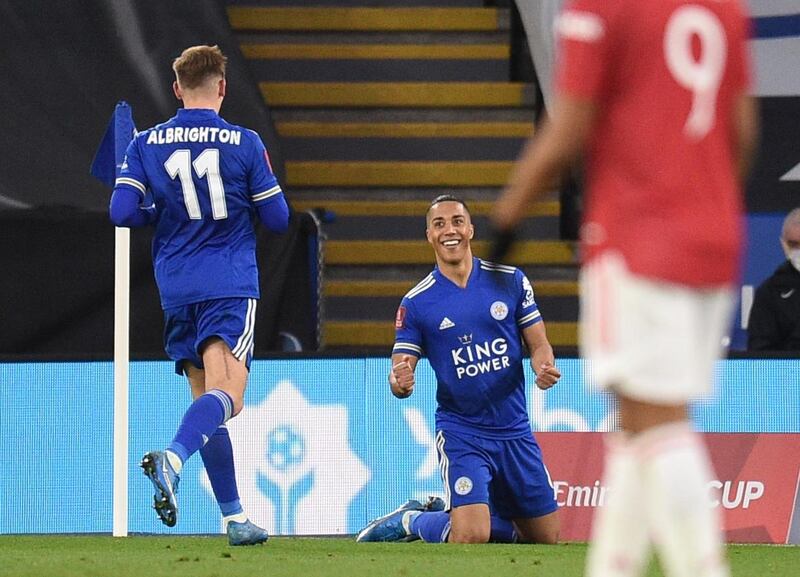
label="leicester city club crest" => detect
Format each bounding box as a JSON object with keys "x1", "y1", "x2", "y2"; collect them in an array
[
  {"x1": 455, "y1": 476, "x2": 473, "y2": 495},
  {"x1": 490, "y1": 301, "x2": 508, "y2": 320}
]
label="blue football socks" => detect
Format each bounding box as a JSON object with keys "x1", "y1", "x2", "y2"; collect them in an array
[
  {"x1": 410, "y1": 512, "x2": 517, "y2": 543},
  {"x1": 410, "y1": 511, "x2": 451, "y2": 542},
  {"x1": 200, "y1": 425, "x2": 244, "y2": 517},
  {"x1": 489, "y1": 516, "x2": 518, "y2": 543},
  {"x1": 167, "y1": 389, "x2": 234, "y2": 469}
]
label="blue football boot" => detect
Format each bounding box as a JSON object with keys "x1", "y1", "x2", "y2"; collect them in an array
[
  {"x1": 140, "y1": 451, "x2": 180, "y2": 527},
  {"x1": 227, "y1": 519, "x2": 270, "y2": 546},
  {"x1": 356, "y1": 496, "x2": 445, "y2": 542}
]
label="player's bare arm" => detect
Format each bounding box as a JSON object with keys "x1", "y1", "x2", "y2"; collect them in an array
[
  {"x1": 389, "y1": 353, "x2": 418, "y2": 398},
  {"x1": 521, "y1": 322, "x2": 561, "y2": 390},
  {"x1": 733, "y1": 94, "x2": 759, "y2": 183},
  {"x1": 491, "y1": 97, "x2": 596, "y2": 233}
]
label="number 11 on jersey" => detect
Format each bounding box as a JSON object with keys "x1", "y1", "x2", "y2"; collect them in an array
[{"x1": 165, "y1": 148, "x2": 228, "y2": 220}]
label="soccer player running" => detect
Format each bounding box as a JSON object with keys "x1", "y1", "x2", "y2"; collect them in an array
[
  {"x1": 491, "y1": 1, "x2": 758, "y2": 576},
  {"x1": 109, "y1": 45, "x2": 290, "y2": 545},
  {"x1": 357, "y1": 195, "x2": 561, "y2": 544}
]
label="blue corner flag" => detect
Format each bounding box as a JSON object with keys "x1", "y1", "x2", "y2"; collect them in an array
[{"x1": 90, "y1": 101, "x2": 137, "y2": 187}]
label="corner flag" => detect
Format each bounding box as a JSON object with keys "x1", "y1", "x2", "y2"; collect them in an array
[
  {"x1": 90, "y1": 101, "x2": 136, "y2": 187},
  {"x1": 90, "y1": 100, "x2": 137, "y2": 538}
]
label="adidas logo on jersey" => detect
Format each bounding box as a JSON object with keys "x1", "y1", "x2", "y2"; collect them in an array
[{"x1": 439, "y1": 317, "x2": 455, "y2": 330}]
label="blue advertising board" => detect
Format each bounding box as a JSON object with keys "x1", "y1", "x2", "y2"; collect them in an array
[{"x1": 1, "y1": 358, "x2": 798, "y2": 535}]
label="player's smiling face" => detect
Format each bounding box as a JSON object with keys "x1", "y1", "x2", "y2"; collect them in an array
[{"x1": 426, "y1": 201, "x2": 474, "y2": 266}]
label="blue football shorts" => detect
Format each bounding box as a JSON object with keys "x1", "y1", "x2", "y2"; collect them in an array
[
  {"x1": 163, "y1": 297, "x2": 257, "y2": 375},
  {"x1": 436, "y1": 429, "x2": 558, "y2": 519}
]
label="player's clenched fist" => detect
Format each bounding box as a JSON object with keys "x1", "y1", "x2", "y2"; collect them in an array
[
  {"x1": 534, "y1": 362, "x2": 561, "y2": 391},
  {"x1": 389, "y1": 355, "x2": 415, "y2": 398}
]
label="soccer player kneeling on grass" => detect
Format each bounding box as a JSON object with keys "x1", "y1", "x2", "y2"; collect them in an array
[{"x1": 357, "y1": 196, "x2": 561, "y2": 544}]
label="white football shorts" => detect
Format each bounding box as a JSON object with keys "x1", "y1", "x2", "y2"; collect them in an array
[{"x1": 580, "y1": 250, "x2": 735, "y2": 405}]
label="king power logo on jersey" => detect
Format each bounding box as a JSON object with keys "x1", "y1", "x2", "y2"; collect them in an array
[{"x1": 451, "y1": 337, "x2": 510, "y2": 379}]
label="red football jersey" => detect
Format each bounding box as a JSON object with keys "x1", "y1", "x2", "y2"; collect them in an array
[{"x1": 555, "y1": 0, "x2": 751, "y2": 286}]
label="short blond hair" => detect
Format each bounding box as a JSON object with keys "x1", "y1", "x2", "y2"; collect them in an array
[{"x1": 172, "y1": 45, "x2": 227, "y2": 90}]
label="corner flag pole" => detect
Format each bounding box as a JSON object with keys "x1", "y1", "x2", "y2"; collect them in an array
[
  {"x1": 113, "y1": 225, "x2": 131, "y2": 537},
  {"x1": 91, "y1": 101, "x2": 136, "y2": 537}
]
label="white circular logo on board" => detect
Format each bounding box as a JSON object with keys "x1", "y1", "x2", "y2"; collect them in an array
[
  {"x1": 490, "y1": 301, "x2": 508, "y2": 320},
  {"x1": 454, "y1": 476, "x2": 473, "y2": 495}
]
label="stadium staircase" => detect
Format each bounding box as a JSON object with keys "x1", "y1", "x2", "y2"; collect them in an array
[{"x1": 226, "y1": 0, "x2": 578, "y2": 351}]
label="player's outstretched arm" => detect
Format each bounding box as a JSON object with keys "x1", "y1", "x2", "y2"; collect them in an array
[
  {"x1": 489, "y1": 96, "x2": 595, "y2": 261},
  {"x1": 389, "y1": 353, "x2": 418, "y2": 399},
  {"x1": 732, "y1": 94, "x2": 759, "y2": 184},
  {"x1": 521, "y1": 322, "x2": 561, "y2": 390}
]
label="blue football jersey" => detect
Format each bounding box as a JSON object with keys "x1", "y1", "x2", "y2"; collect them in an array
[
  {"x1": 114, "y1": 108, "x2": 284, "y2": 309},
  {"x1": 393, "y1": 257, "x2": 542, "y2": 439}
]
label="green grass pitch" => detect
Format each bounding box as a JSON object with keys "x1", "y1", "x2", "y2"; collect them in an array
[{"x1": 0, "y1": 536, "x2": 797, "y2": 577}]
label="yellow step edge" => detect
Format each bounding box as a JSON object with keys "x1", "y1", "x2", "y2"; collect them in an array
[
  {"x1": 324, "y1": 321, "x2": 578, "y2": 347},
  {"x1": 291, "y1": 200, "x2": 557, "y2": 218},
  {"x1": 325, "y1": 240, "x2": 575, "y2": 265},
  {"x1": 276, "y1": 121, "x2": 533, "y2": 138},
  {"x1": 228, "y1": 7, "x2": 500, "y2": 32},
  {"x1": 324, "y1": 279, "x2": 578, "y2": 298},
  {"x1": 261, "y1": 82, "x2": 528, "y2": 107},
  {"x1": 286, "y1": 161, "x2": 513, "y2": 187},
  {"x1": 241, "y1": 43, "x2": 510, "y2": 60}
]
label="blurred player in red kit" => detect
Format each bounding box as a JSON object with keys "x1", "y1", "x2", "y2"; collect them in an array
[{"x1": 491, "y1": 1, "x2": 758, "y2": 576}]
